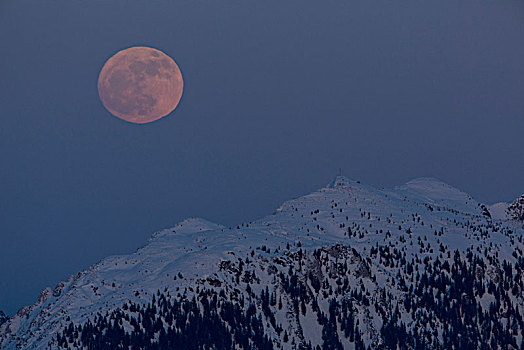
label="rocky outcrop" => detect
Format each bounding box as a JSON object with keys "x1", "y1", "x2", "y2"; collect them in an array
[{"x1": 508, "y1": 195, "x2": 524, "y2": 222}]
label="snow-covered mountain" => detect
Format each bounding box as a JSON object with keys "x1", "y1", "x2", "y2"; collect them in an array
[{"x1": 1, "y1": 177, "x2": 523, "y2": 349}]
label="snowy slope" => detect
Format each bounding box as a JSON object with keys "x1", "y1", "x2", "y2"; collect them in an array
[
  {"x1": 1, "y1": 177, "x2": 523, "y2": 349},
  {"x1": 489, "y1": 202, "x2": 510, "y2": 220}
]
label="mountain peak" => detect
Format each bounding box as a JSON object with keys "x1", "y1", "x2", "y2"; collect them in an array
[
  {"x1": 150, "y1": 217, "x2": 223, "y2": 240},
  {"x1": 327, "y1": 175, "x2": 351, "y2": 188},
  {"x1": 388, "y1": 177, "x2": 483, "y2": 216},
  {"x1": 400, "y1": 177, "x2": 469, "y2": 200},
  {"x1": 405, "y1": 177, "x2": 452, "y2": 187}
]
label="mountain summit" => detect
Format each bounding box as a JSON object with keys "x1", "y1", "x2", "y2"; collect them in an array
[
  {"x1": 1, "y1": 177, "x2": 523, "y2": 349},
  {"x1": 327, "y1": 175, "x2": 351, "y2": 188}
]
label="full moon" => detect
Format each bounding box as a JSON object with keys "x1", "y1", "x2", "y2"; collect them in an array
[{"x1": 98, "y1": 46, "x2": 183, "y2": 124}]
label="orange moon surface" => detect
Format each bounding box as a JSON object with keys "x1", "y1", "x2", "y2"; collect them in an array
[{"x1": 98, "y1": 47, "x2": 183, "y2": 124}]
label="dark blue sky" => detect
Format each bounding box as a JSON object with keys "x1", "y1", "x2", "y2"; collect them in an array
[{"x1": 1, "y1": 0, "x2": 523, "y2": 315}]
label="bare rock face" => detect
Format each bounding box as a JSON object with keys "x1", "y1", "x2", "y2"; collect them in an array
[{"x1": 508, "y1": 195, "x2": 524, "y2": 222}]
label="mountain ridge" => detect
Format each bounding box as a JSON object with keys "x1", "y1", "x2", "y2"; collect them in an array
[{"x1": 2, "y1": 177, "x2": 523, "y2": 349}]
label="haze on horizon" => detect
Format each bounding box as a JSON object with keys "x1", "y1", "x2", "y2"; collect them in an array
[{"x1": 0, "y1": 0, "x2": 523, "y2": 316}]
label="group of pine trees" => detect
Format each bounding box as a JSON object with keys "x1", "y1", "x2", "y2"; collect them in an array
[
  {"x1": 55, "y1": 291, "x2": 272, "y2": 350},
  {"x1": 53, "y1": 240, "x2": 523, "y2": 349},
  {"x1": 0, "y1": 310, "x2": 7, "y2": 327}
]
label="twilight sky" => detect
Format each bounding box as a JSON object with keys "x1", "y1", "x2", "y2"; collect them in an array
[{"x1": 1, "y1": 0, "x2": 523, "y2": 315}]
